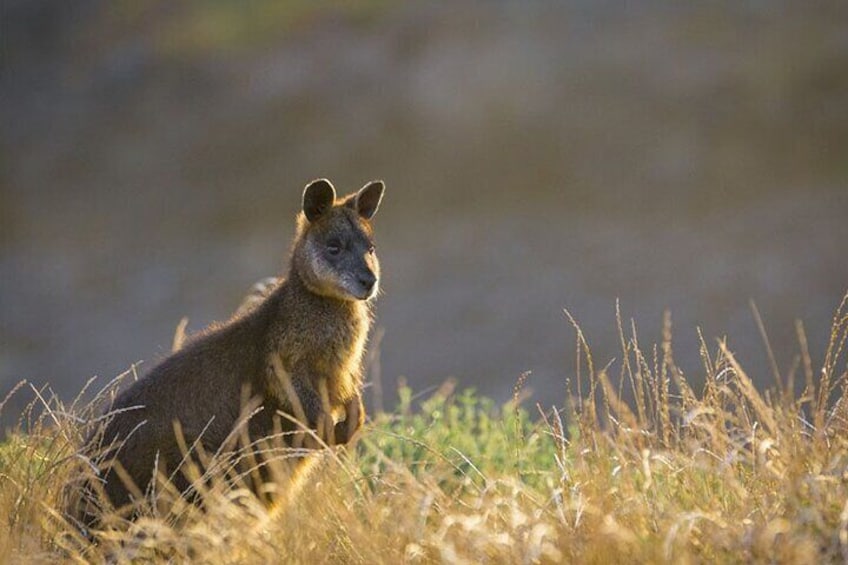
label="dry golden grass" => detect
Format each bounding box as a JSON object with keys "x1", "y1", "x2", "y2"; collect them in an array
[{"x1": 2, "y1": 293, "x2": 848, "y2": 563}]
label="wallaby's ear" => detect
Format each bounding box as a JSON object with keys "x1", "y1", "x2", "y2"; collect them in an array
[
  {"x1": 302, "y1": 179, "x2": 336, "y2": 222},
  {"x1": 354, "y1": 180, "x2": 385, "y2": 220}
]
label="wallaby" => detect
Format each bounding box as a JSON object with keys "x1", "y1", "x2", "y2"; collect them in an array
[{"x1": 78, "y1": 178, "x2": 384, "y2": 523}]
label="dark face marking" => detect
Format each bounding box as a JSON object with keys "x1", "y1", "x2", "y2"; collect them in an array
[{"x1": 301, "y1": 207, "x2": 380, "y2": 301}]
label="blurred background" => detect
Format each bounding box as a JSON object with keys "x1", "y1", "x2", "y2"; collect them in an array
[{"x1": 2, "y1": 1, "x2": 847, "y2": 424}]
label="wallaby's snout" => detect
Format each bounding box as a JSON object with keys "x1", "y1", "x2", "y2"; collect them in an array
[{"x1": 357, "y1": 269, "x2": 378, "y2": 299}]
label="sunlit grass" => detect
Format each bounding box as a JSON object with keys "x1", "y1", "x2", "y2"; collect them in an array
[{"x1": 1, "y1": 293, "x2": 847, "y2": 563}]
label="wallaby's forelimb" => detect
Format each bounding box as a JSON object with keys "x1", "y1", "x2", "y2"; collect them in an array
[
  {"x1": 317, "y1": 378, "x2": 334, "y2": 447},
  {"x1": 335, "y1": 394, "x2": 365, "y2": 446},
  {"x1": 271, "y1": 354, "x2": 310, "y2": 449}
]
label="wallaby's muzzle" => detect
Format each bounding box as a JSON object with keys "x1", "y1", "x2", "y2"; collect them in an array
[{"x1": 356, "y1": 270, "x2": 378, "y2": 300}]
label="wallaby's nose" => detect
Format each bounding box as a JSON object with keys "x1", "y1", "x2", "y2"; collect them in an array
[{"x1": 358, "y1": 272, "x2": 377, "y2": 294}]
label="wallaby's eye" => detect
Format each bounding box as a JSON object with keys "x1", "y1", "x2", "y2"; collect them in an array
[
  {"x1": 326, "y1": 239, "x2": 342, "y2": 256},
  {"x1": 367, "y1": 245, "x2": 376, "y2": 255}
]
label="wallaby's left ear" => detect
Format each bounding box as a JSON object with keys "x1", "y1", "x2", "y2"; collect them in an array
[
  {"x1": 303, "y1": 178, "x2": 337, "y2": 222},
  {"x1": 354, "y1": 180, "x2": 385, "y2": 220}
]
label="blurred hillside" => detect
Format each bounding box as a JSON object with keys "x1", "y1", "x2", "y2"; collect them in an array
[{"x1": 2, "y1": 1, "x2": 847, "y2": 422}]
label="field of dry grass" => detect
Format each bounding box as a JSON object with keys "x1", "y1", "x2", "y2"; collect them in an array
[{"x1": 1, "y1": 293, "x2": 847, "y2": 563}]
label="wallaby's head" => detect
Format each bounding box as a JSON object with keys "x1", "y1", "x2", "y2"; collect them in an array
[{"x1": 292, "y1": 178, "x2": 384, "y2": 302}]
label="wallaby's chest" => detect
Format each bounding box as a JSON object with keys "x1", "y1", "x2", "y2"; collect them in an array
[{"x1": 274, "y1": 296, "x2": 369, "y2": 398}]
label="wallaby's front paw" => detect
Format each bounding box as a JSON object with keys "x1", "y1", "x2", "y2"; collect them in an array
[{"x1": 334, "y1": 395, "x2": 365, "y2": 446}]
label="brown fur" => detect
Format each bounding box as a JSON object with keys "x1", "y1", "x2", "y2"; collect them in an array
[{"x1": 79, "y1": 179, "x2": 384, "y2": 522}]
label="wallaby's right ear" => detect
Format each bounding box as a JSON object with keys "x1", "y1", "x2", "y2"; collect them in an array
[
  {"x1": 354, "y1": 180, "x2": 385, "y2": 220},
  {"x1": 302, "y1": 179, "x2": 337, "y2": 222}
]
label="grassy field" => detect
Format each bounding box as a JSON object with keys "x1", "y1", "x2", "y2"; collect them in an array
[{"x1": 1, "y1": 295, "x2": 847, "y2": 563}]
